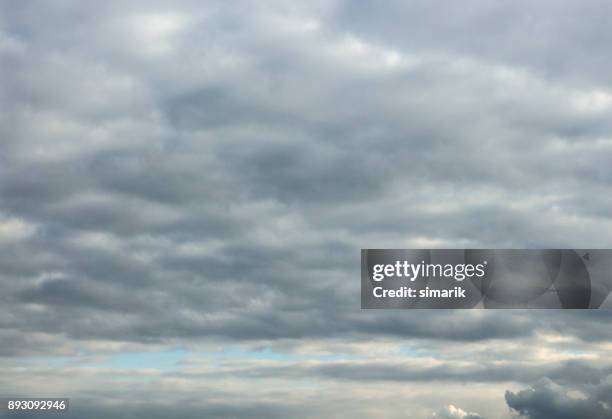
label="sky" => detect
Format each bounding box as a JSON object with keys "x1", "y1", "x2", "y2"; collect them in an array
[{"x1": 1, "y1": 1, "x2": 612, "y2": 418}]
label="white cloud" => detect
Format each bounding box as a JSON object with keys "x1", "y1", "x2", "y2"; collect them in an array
[
  {"x1": 432, "y1": 405, "x2": 484, "y2": 419},
  {"x1": 0, "y1": 215, "x2": 36, "y2": 242}
]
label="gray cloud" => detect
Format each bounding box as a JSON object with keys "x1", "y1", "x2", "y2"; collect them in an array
[
  {"x1": 186, "y1": 359, "x2": 612, "y2": 385},
  {"x1": 506, "y1": 375, "x2": 612, "y2": 419},
  {"x1": 334, "y1": 0, "x2": 612, "y2": 87},
  {"x1": 1, "y1": 1, "x2": 612, "y2": 418}
]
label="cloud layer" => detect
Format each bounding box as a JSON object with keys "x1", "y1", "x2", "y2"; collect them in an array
[{"x1": 1, "y1": 1, "x2": 612, "y2": 418}]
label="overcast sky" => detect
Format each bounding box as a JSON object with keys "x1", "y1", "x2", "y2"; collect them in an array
[{"x1": 1, "y1": 1, "x2": 612, "y2": 418}]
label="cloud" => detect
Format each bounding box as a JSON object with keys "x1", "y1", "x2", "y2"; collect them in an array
[
  {"x1": 505, "y1": 375, "x2": 612, "y2": 419},
  {"x1": 433, "y1": 405, "x2": 485, "y2": 419},
  {"x1": 1, "y1": 1, "x2": 612, "y2": 418},
  {"x1": 333, "y1": 0, "x2": 612, "y2": 87}
]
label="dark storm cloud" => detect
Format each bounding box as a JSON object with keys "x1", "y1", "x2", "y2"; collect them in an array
[{"x1": 505, "y1": 375, "x2": 612, "y2": 419}]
